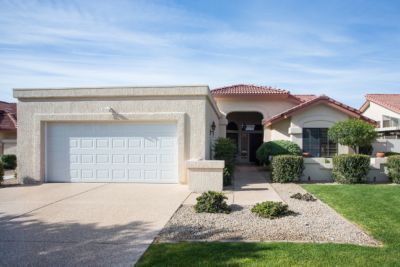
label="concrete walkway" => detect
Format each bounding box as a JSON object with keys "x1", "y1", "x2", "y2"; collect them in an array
[
  {"x1": 0, "y1": 183, "x2": 190, "y2": 266},
  {"x1": 184, "y1": 165, "x2": 283, "y2": 205}
]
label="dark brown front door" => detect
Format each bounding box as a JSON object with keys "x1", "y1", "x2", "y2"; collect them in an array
[{"x1": 249, "y1": 133, "x2": 263, "y2": 163}]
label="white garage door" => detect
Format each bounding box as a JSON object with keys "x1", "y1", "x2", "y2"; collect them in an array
[{"x1": 46, "y1": 122, "x2": 178, "y2": 183}]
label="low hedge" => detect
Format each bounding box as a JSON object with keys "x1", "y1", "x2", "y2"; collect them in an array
[
  {"x1": 256, "y1": 140, "x2": 302, "y2": 165},
  {"x1": 332, "y1": 154, "x2": 370, "y2": 184},
  {"x1": 387, "y1": 155, "x2": 400, "y2": 184},
  {"x1": 1, "y1": 154, "x2": 17, "y2": 170},
  {"x1": 271, "y1": 155, "x2": 303, "y2": 183}
]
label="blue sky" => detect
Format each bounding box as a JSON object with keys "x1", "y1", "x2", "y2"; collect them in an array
[{"x1": 1, "y1": 0, "x2": 399, "y2": 107}]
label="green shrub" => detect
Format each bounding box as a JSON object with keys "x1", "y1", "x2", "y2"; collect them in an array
[
  {"x1": 256, "y1": 140, "x2": 301, "y2": 165},
  {"x1": 385, "y1": 152, "x2": 400, "y2": 157},
  {"x1": 1, "y1": 154, "x2": 16, "y2": 169},
  {"x1": 194, "y1": 191, "x2": 231, "y2": 214},
  {"x1": 271, "y1": 155, "x2": 303, "y2": 183},
  {"x1": 213, "y1": 138, "x2": 237, "y2": 186},
  {"x1": 0, "y1": 162, "x2": 3, "y2": 184},
  {"x1": 251, "y1": 201, "x2": 289, "y2": 219},
  {"x1": 332, "y1": 154, "x2": 370, "y2": 184},
  {"x1": 328, "y1": 119, "x2": 377, "y2": 153},
  {"x1": 387, "y1": 155, "x2": 400, "y2": 184}
]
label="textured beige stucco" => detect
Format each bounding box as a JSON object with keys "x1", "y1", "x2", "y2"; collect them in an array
[
  {"x1": 186, "y1": 159, "x2": 224, "y2": 192},
  {"x1": 14, "y1": 86, "x2": 222, "y2": 184}
]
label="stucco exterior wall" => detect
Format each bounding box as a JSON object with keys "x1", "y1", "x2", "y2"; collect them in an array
[
  {"x1": 205, "y1": 99, "x2": 221, "y2": 159},
  {"x1": 269, "y1": 119, "x2": 290, "y2": 142},
  {"x1": 362, "y1": 102, "x2": 400, "y2": 127},
  {"x1": 213, "y1": 97, "x2": 297, "y2": 120},
  {"x1": 289, "y1": 104, "x2": 351, "y2": 153},
  {"x1": 14, "y1": 86, "x2": 222, "y2": 184}
]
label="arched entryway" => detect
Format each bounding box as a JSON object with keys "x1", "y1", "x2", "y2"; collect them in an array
[{"x1": 226, "y1": 112, "x2": 264, "y2": 163}]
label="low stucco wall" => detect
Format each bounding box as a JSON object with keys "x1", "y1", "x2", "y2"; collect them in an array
[
  {"x1": 302, "y1": 157, "x2": 389, "y2": 182},
  {"x1": 1, "y1": 139, "x2": 17, "y2": 155},
  {"x1": 187, "y1": 159, "x2": 224, "y2": 192}
]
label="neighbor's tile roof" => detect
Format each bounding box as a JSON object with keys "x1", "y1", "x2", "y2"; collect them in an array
[
  {"x1": 363, "y1": 94, "x2": 400, "y2": 114},
  {"x1": 0, "y1": 101, "x2": 17, "y2": 131},
  {"x1": 264, "y1": 95, "x2": 377, "y2": 126},
  {"x1": 292, "y1": 94, "x2": 318, "y2": 102},
  {"x1": 211, "y1": 84, "x2": 289, "y2": 96}
]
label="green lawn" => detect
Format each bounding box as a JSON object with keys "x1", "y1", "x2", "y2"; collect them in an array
[{"x1": 137, "y1": 185, "x2": 400, "y2": 267}]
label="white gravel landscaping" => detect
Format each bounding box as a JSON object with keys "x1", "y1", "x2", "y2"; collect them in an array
[{"x1": 157, "y1": 183, "x2": 379, "y2": 246}]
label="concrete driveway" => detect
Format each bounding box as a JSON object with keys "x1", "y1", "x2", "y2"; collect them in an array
[{"x1": 0, "y1": 183, "x2": 190, "y2": 266}]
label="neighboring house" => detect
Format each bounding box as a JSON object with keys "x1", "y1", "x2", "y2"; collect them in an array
[
  {"x1": 212, "y1": 85, "x2": 375, "y2": 160},
  {"x1": 13, "y1": 84, "x2": 376, "y2": 186},
  {"x1": 360, "y1": 94, "x2": 400, "y2": 139},
  {"x1": 0, "y1": 101, "x2": 17, "y2": 155}
]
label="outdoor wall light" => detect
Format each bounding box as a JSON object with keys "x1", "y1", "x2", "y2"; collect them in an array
[{"x1": 210, "y1": 121, "x2": 216, "y2": 136}]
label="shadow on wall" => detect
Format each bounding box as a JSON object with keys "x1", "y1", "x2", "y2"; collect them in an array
[{"x1": 0, "y1": 213, "x2": 155, "y2": 266}]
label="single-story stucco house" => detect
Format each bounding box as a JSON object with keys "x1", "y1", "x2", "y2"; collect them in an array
[
  {"x1": 13, "y1": 84, "x2": 378, "y2": 189},
  {"x1": 0, "y1": 101, "x2": 17, "y2": 155}
]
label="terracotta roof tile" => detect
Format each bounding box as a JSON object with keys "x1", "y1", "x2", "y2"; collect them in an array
[
  {"x1": 292, "y1": 94, "x2": 318, "y2": 102},
  {"x1": 211, "y1": 84, "x2": 289, "y2": 96},
  {"x1": 364, "y1": 94, "x2": 400, "y2": 114},
  {"x1": 264, "y1": 95, "x2": 377, "y2": 126},
  {"x1": 0, "y1": 102, "x2": 17, "y2": 131}
]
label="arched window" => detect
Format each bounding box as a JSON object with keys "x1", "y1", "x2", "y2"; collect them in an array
[{"x1": 227, "y1": 122, "x2": 238, "y2": 131}]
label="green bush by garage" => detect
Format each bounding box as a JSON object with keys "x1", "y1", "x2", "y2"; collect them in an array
[
  {"x1": 213, "y1": 138, "x2": 237, "y2": 186},
  {"x1": 256, "y1": 140, "x2": 301, "y2": 165},
  {"x1": 1, "y1": 154, "x2": 17, "y2": 170}
]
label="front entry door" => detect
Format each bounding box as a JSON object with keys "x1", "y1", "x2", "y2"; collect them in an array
[{"x1": 249, "y1": 133, "x2": 264, "y2": 163}]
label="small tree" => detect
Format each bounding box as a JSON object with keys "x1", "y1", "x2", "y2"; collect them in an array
[{"x1": 328, "y1": 119, "x2": 377, "y2": 153}]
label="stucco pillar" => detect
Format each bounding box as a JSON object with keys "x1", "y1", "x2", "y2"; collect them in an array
[{"x1": 219, "y1": 116, "x2": 228, "y2": 138}]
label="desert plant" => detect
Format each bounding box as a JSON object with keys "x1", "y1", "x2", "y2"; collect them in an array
[
  {"x1": 256, "y1": 140, "x2": 301, "y2": 165},
  {"x1": 194, "y1": 191, "x2": 231, "y2": 214},
  {"x1": 332, "y1": 154, "x2": 370, "y2": 183},
  {"x1": 328, "y1": 119, "x2": 377, "y2": 153},
  {"x1": 251, "y1": 201, "x2": 289, "y2": 219},
  {"x1": 213, "y1": 138, "x2": 237, "y2": 186},
  {"x1": 1, "y1": 154, "x2": 17, "y2": 170},
  {"x1": 290, "y1": 192, "x2": 316, "y2": 201},
  {"x1": 387, "y1": 155, "x2": 400, "y2": 184},
  {"x1": 271, "y1": 155, "x2": 303, "y2": 183}
]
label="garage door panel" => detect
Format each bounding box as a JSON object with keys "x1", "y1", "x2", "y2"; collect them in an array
[{"x1": 46, "y1": 123, "x2": 178, "y2": 183}]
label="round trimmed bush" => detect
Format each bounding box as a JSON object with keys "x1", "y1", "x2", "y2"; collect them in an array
[
  {"x1": 1, "y1": 154, "x2": 16, "y2": 170},
  {"x1": 256, "y1": 140, "x2": 301, "y2": 165},
  {"x1": 387, "y1": 155, "x2": 400, "y2": 184},
  {"x1": 194, "y1": 191, "x2": 231, "y2": 214},
  {"x1": 332, "y1": 154, "x2": 370, "y2": 184},
  {"x1": 251, "y1": 201, "x2": 289, "y2": 219},
  {"x1": 271, "y1": 155, "x2": 303, "y2": 183}
]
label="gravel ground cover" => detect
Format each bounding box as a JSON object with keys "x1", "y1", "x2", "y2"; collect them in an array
[{"x1": 157, "y1": 183, "x2": 379, "y2": 246}]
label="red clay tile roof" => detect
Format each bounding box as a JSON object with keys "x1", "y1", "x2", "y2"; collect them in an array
[
  {"x1": 264, "y1": 95, "x2": 377, "y2": 126},
  {"x1": 0, "y1": 101, "x2": 17, "y2": 131},
  {"x1": 211, "y1": 84, "x2": 289, "y2": 96},
  {"x1": 292, "y1": 94, "x2": 318, "y2": 102},
  {"x1": 361, "y1": 94, "x2": 400, "y2": 114}
]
